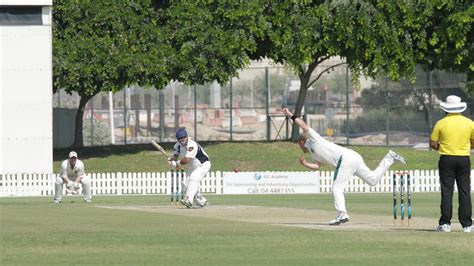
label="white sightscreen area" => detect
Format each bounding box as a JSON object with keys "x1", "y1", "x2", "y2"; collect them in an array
[{"x1": 0, "y1": 2, "x2": 53, "y2": 173}]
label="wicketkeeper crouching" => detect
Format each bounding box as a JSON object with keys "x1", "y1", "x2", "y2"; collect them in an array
[{"x1": 53, "y1": 151, "x2": 92, "y2": 203}]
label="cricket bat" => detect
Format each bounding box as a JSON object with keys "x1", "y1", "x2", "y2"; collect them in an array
[{"x1": 150, "y1": 140, "x2": 169, "y2": 157}]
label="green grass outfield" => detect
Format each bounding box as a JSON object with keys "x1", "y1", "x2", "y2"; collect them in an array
[
  {"x1": 2, "y1": 143, "x2": 472, "y2": 265},
  {"x1": 1, "y1": 193, "x2": 473, "y2": 265}
]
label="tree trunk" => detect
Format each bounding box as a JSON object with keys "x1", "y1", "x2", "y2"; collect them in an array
[
  {"x1": 291, "y1": 74, "x2": 311, "y2": 141},
  {"x1": 72, "y1": 94, "x2": 93, "y2": 148}
]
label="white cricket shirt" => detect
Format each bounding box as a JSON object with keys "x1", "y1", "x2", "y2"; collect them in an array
[
  {"x1": 304, "y1": 128, "x2": 350, "y2": 167},
  {"x1": 173, "y1": 138, "x2": 210, "y2": 171},
  {"x1": 60, "y1": 159, "x2": 85, "y2": 179}
]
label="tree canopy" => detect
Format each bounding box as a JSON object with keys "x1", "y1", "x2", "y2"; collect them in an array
[
  {"x1": 251, "y1": 1, "x2": 425, "y2": 139},
  {"x1": 53, "y1": 0, "x2": 262, "y2": 147},
  {"x1": 53, "y1": 0, "x2": 169, "y2": 95},
  {"x1": 53, "y1": 1, "x2": 473, "y2": 145},
  {"x1": 409, "y1": 1, "x2": 473, "y2": 93},
  {"x1": 161, "y1": 0, "x2": 264, "y2": 85},
  {"x1": 53, "y1": 0, "x2": 170, "y2": 146}
]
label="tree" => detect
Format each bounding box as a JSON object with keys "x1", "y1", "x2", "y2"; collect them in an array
[
  {"x1": 54, "y1": 1, "x2": 265, "y2": 147},
  {"x1": 53, "y1": 0, "x2": 170, "y2": 147},
  {"x1": 410, "y1": 1, "x2": 473, "y2": 94},
  {"x1": 252, "y1": 1, "x2": 437, "y2": 140},
  {"x1": 161, "y1": 0, "x2": 265, "y2": 85}
]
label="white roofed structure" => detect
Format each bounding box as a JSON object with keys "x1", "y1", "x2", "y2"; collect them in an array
[{"x1": 0, "y1": 0, "x2": 53, "y2": 173}]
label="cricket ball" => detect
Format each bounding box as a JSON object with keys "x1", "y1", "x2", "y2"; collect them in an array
[{"x1": 233, "y1": 167, "x2": 240, "y2": 173}]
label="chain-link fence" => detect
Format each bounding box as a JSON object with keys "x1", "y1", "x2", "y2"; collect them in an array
[{"x1": 53, "y1": 62, "x2": 472, "y2": 148}]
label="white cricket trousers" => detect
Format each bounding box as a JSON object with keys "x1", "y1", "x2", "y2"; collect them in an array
[
  {"x1": 332, "y1": 150, "x2": 395, "y2": 213},
  {"x1": 54, "y1": 175, "x2": 92, "y2": 201},
  {"x1": 185, "y1": 161, "x2": 211, "y2": 203}
]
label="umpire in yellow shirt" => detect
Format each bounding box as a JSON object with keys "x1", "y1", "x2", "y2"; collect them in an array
[{"x1": 430, "y1": 95, "x2": 473, "y2": 233}]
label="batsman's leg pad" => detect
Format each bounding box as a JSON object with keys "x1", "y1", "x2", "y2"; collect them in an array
[
  {"x1": 55, "y1": 175, "x2": 64, "y2": 185},
  {"x1": 186, "y1": 163, "x2": 210, "y2": 201},
  {"x1": 80, "y1": 175, "x2": 92, "y2": 200},
  {"x1": 181, "y1": 181, "x2": 188, "y2": 195},
  {"x1": 186, "y1": 180, "x2": 200, "y2": 203},
  {"x1": 54, "y1": 175, "x2": 64, "y2": 200}
]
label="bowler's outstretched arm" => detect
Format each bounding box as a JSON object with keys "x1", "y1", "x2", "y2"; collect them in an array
[{"x1": 282, "y1": 108, "x2": 310, "y2": 133}]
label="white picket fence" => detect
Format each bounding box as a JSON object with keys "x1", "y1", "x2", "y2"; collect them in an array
[{"x1": 0, "y1": 170, "x2": 473, "y2": 197}]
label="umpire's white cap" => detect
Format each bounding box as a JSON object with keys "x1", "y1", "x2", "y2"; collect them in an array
[{"x1": 69, "y1": 151, "x2": 78, "y2": 158}]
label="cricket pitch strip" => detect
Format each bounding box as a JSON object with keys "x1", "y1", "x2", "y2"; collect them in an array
[{"x1": 97, "y1": 205, "x2": 439, "y2": 232}]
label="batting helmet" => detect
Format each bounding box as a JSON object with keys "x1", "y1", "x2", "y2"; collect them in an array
[{"x1": 176, "y1": 128, "x2": 188, "y2": 139}]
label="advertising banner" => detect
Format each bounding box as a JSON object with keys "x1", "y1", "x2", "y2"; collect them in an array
[{"x1": 223, "y1": 172, "x2": 319, "y2": 194}]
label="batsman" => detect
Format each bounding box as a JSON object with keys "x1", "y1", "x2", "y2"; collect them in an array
[{"x1": 169, "y1": 128, "x2": 210, "y2": 208}]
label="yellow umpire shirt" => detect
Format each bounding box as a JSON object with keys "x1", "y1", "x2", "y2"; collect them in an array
[{"x1": 430, "y1": 113, "x2": 474, "y2": 156}]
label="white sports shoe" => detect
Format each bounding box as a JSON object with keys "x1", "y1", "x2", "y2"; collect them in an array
[
  {"x1": 194, "y1": 195, "x2": 208, "y2": 208},
  {"x1": 436, "y1": 224, "x2": 451, "y2": 232},
  {"x1": 84, "y1": 198, "x2": 92, "y2": 203},
  {"x1": 329, "y1": 212, "x2": 350, "y2": 226},
  {"x1": 53, "y1": 198, "x2": 61, "y2": 204},
  {"x1": 463, "y1": 226, "x2": 471, "y2": 233},
  {"x1": 388, "y1": 150, "x2": 406, "y2": 164}
]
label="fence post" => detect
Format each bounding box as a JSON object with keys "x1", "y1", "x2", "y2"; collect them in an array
[
  {"x1": 265, "y1": 66, "x2": 270, "y2": 141},
  {"x1": 132, "y1": 172, "x2": 138, "y2": 194},
  {"x1": 385, "y1": 76, "x2": 389, "y2": 147},
  {"x1": 345, "y1": 64, "x2": 350, "y2": 145},
  {"x1": 215, "y1": 171, "x2": 222, "y2": 194},
  {"x1": 166, "y1": 171, "x2": 172, "y2": 196},
  {"x1": 115, "y1": 172, "x2": 121, "y2": 195},
  {"x1": 194, "y1": 86, "x2": 197, "y2": 140},
  {"x1": 314, "y1": 171, "x2": 321, "y2": 193},
  {"x1": 230, "y1": 77, "x2": 233, "y2": 141},
  {"x1": 159, "y1": 90, "x2": 165, "y2": 141}
]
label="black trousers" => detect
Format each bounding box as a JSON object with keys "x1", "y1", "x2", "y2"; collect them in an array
[{"x1": 438, "y1": 155, "x2": 472, "y2": 227}]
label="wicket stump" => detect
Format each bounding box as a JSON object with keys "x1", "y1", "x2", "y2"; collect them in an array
[
  {"x1": 170, "y1": 169, "x2": 185, "y2": 208},
  {"x1": 393, "y1": 172, "x2": 412, "y2": 226}
]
